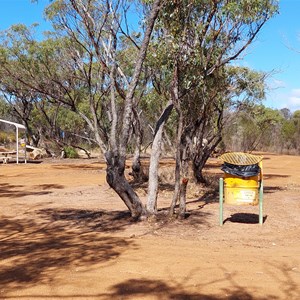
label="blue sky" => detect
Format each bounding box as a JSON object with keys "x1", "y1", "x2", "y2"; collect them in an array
[
  {"x1": 243, "y1": 0, "x2": 300, "y2": 112},
  {"x1": 0, "y1": 0, "x2": 50, "y2": 34},
  {"x1": 0, "y1": 0, "x2": 300, "y2": 111}
]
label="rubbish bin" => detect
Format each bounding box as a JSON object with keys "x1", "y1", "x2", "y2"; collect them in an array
[
  {"x1": 218, "y1": 152, "x2": 264, "y2": 225},
  {"x1": 223, "y1": 173, "x2": 259, "y2": 205},
  {"x1": 221, "y1": 158, "x2": 262, "y2": 205}
]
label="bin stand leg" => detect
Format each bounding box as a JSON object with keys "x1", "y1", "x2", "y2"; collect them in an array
[
  {"x1": 259, "y1": 180, "x2": 264, "y2": 225},
  {"x1": 219, "y1": 178, "x2": 224, "y2": 226}
]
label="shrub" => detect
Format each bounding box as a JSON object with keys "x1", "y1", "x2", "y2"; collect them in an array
[{"x1": 63, "y1": 146, "x2": 79, "y2": 158}]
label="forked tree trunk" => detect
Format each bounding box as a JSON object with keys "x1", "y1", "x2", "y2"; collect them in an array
[
  {"x1": 104, "y1": 0, "x2": 162, "y2": 219},
  {"x1": 105, "y1": 151, "x2": 146, "y2": 219}
]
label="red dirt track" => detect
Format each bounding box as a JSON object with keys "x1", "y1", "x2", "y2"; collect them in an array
[{"x1": 0, "y1": 153, "x2": 299, "y2": 299}]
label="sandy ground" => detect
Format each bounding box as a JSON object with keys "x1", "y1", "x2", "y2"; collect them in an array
[{"x1": 0, "y1": 153, "x2": 299, "y2": 300}]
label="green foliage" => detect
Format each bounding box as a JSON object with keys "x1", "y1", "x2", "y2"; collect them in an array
[
  {"x1": 63, "y1": 146, "x2": 79, "y2": 158},
  {"x1": 278, "y1": 110, "x2": 300, "y2": 151},
  {"x1": 223, "y1": 104, "x2": 284, "y2": 152},
  {"x1": 255, "y1": 106, "x2": 283, "y2": 128},
  {"x1": 292, "y1": 110, "x2": 300, "y2": 121},
  {"x1": 281, "y1": 120, "x2": 296, "y2": 141},
  {"x1": 227, "y1": 66, "x2": 266, "y2": 103},
  {"x1": 57, "y1": 107, "x2": 85, "y2": 132},
  {"x1": 224, "y1": 0, "x2": 279, "y2": 23},
  {"x1": 0, "y1": 97, "x2": 11, "y2": 118},
  {"x1": 0, "y1": 131, "x2": 15, "y2": 144}
]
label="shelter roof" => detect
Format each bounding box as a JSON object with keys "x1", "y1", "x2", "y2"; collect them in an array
[{"x1": 0, "y1": 119, "x2": 26, "y2": 129}]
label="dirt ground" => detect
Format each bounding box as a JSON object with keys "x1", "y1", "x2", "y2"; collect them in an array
[{"x1": 0, "y1": 153, "x2": 299, "y2": 300}]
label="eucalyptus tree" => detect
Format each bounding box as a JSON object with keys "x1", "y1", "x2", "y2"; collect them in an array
[
  {"x1": 0, "y1": 82, "x2": 37, "y2": 145},
  {"x1": 146, "y1": 0, "x2": 279, "y2": 217},
  {"x1": 280, "y1": 110, "x2": 300, "y2": 153},
  {"x1": 224, "y1": 105, "x2": 284, "y2": 152},
  {"x1": 0, "y1": 25, "x2": 91, "y2": 149},
  {"x1": 34, "y1": 0, "x2": 163, "y2": 218},
  {"x1": 191, "y1": 66, "x2": 268, "y2": 182},
  {"x1": 0, "y1": 25, "x2": 49, "y2": 146}
]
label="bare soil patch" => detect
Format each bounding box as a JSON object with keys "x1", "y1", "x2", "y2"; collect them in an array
[{"x1": 0, "y1": 154, "x2": 299, "y2": 299}]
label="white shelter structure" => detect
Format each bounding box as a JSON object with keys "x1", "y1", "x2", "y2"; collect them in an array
[{"x1": 0, "y1": 119, "x2": 27, "y2": 163}]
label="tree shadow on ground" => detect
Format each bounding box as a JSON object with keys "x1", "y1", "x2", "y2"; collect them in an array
[
  {"x1": 106, "y1": 278, "x2": 277, "y2": 300},
  {"x1": 51, "y1": 163, "x2": 106, "y2": 170},
  {"x1": 2, "y1": 263, "x2": 297, "y2": 299},
  {"x1": 197, "y1": 190, "x2": 219, "y2": 204},
  {"x1": 0, "y1": 209, "x2": 136, "y2": 293},
  {"x1": 37, "y1": 208, "x2": 134, "y2": 232},
  {"x1": 33, "y1": 183, "x2": 65, "y2": 190},
  {"x1": 0, "y1": 183, "x2": 63, "y2": 198},
  {"x1": 148, "y1": 209, "x2": 214, "y2": 230},
  {"x1": 106, "y1": 259, "x2": 299, "y2": 299}
]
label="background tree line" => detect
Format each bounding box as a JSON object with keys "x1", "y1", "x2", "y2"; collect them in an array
[
  {"x1": 0, "y1": 0, "x2": 280, "y2": 220},
  {"x1": 1, "y1": 94, "x2": 298, "y2": 155}
]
